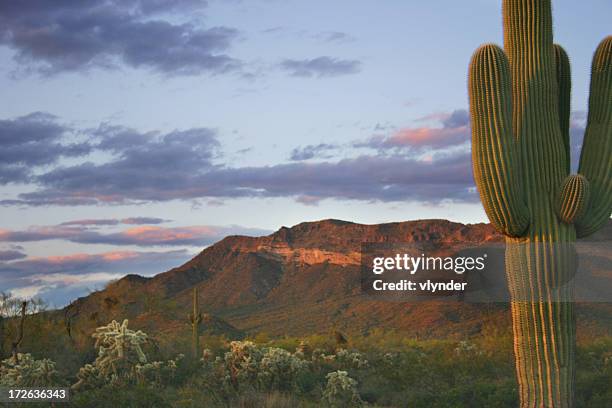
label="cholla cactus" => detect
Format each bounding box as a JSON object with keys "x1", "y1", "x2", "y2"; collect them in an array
[
  {"x1": 92, "y1": 319, "x2": 147, "y2": 367},
  {"x1": 468, "y1": 1, "x2": 611, "y2": 406},
  {"x1": 0, "y1": 353, "x2": 59, "y2": 387},
  {"x1": 453, "y1": 341, "x2": 483, "y2": 357},
  {"x1": 134, "y1": 354, "x2": 184, "y2": 386},
  {"x1": 73, "y1": 364, "x2": 104, "y2": 390},
  {"x1": 311, "y1": 349, "x2": 338, "y2": 366},
  {"x1": 220, "y1": 341, "x2": 308, "y2": 392},
  {"x1": 73, "y1": 319, "x2": 148, "y2": 390},
  {"x1": 322, "y1": 370, "x2": 363, "y2": 407},
  {"x1": 223, "y1": 341, "x2": 264, "y2": 388},
  {"x1": 335, "y1": 349, "x2": 369, "y2": 369},
  {"x1": 258, "y1": 347, "x2": 308, "y2": 391}
]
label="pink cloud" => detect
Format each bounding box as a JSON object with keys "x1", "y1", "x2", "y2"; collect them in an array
[
  {"x1": 356, "y1": 109, "x2": 471, "y2": 151},
  {"x1": 0, "y1": 223, "x2": 270, "y2": 247},
  {"x1": 386, "y1": 126, "x2": 468, "y2": 149},
  {"x1": 120, "y1": 226, "x2": 219, "y2": 244}
]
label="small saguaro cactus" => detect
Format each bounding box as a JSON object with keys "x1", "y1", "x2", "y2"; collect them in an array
[
  {"x1": 468, "y1": 1, "x2": 611, "y2": 407},
  {"x1": 188, "y1": 287, "x2": 202, "y2": 358}
]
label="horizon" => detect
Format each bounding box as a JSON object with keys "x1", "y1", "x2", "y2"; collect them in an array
[{"x1": 0, "y1": 0, "x2": 610, "y2": 306}]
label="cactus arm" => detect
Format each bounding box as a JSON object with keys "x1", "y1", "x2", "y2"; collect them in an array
[
  {"x1": 469, "y1": 44, "x2": 530, "y2": 237},
  {"x1": 556, "y1": 174, "x2": 590, "y2": 224},
  {"x1": 554, "y1": 44, "x2": 572, "y2": 173},
  {"x1": 576, "y1": 36, "x2": 612, "y2": 238}
]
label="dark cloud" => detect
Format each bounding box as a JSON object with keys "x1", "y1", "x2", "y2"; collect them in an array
[
  {"x1": 122, "y1": 217, "x2": 169, "y2": 225},
  {"x1": 3, "y1": 150, "x2": 475, "y2": 206},
  {"x1": 0, "y1": 112, "x2": 91, "y2": 184},
  {"x1": 441, "y1": 109, "x2": 469, "y2": 128},
  {"x1": 10, "y1": 125, "x2": 220, "y2": 205},
  {"x1": 0, "y1": 224, "x2": 271, "y2": 247},
  {"x1": 0, "y1": 0, "x2": 240, "y2": 76},
  {"x1": 0, "y1": 250, "x2": 27, "y2": 261},
  {"x1": 0, "y1": 165, "x2": 30, "y2": 185},
  {"x1": 212, "y1": 152, "x2": 475, "y2": 203},
  {"x1": 0, "y1": 110, "x2": 476, "y2": 206},
  {"x1": 280, "y1": 57, "x2": 361, "y2": 78},
  {"x1": 290, "y1": 143, "x2": 337, "y2": 161}
]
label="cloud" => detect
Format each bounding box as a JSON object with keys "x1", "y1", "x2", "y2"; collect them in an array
[
  {"x1": 206, "y1": 151, "x2": 475, "y2": 203},
  {"x1": 0, "y1": 112, "x2": 90, "y2": 184},
  {"x1": 0, "y1": 249, "x2": 192, "y2": 304},
  {"x1": 6, "y1": 124, "x2": 221, "y2": 205},
  {"x1": 0, "y1": 0, "x2": 241, "y2": 76},
  {"x1": 314, "y1": 31, "x2": 355, "y2": 43},
  {"x1": 0, "y1": 224, "x2": 270, "y2": 247},
  {"x1": 290, "y1": 143, "x2": 338, "y2": 161},
  {"x1": 358, "y1": 109, "x2": 470, "y2": 151},
  {"x1": 280, "y1": 57, "x2": 361, "y2": 77},
  {"x1": 261, "y1": 26, "x2": 285, "y2": 34},
  {"x1": 60, "y1": 217, "x2": 169, "y2": 226},
  {"x1": 440, "y1": 109, "x2": 469, "y2": 128},
  {"x1": 0, "y1": 111, "x2": 476, "y2": 206},
  {"x1": 0, "y1": 250, "x2": 27, "y2": 261},
  {"x1": 4, "y1": 151, "x2": 475, "y2": 205}
]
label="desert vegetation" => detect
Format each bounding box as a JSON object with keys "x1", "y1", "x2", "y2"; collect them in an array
[{"x1": 0, "y1": 293, "x2": 610, "y2": 407}]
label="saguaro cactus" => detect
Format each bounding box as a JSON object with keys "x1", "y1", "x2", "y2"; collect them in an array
[
  {"x1": 188, "y1": 287, "x2": 202, "y2": 358},
  {"x1": 468, "y1": 1, "x2": 611, "y2": 407}
]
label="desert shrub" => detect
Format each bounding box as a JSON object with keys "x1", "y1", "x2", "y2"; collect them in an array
[
  {"x1": 334, "y1": 348, "x2": 369, "y2": 369},
  {"x1": 258, "y1": 347, "x2": 308, "y2": 391},
  {"x1": 575, "y1": 337, "x2": 612, "y2": 408},
  {"x1": 218, "y1": 340, "x2": 309, "y2": 393},
  {"x1": 134, "y1": 354, "x2": 184, "y2": 386},
  {"x1": 321, "y1": 370, "x2": 363, "y2": 407},
  {"x1": 0, "y1": 353, "x2": 60, "y2": 387},
  {"x1": 453, "y1": 340, "x2": 483, "y2": 357},
  {"x1": 222, "y1": 340, "x2": 264, "y2": 389},
  {"x1": 71, "y1": 384, "x2": 172, "y2": 408}
]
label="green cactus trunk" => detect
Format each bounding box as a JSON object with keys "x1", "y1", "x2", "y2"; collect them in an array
[
  {"x1": 468, "y1": 1, "x2": 611, "y2": 406},
  {"x1": 188, "y1": 287, "x2": 202, "y2": 359}
]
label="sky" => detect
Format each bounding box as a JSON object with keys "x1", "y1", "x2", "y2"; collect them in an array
[{"x1": 0, "y1": 0, "x2": 610, "y2": 307}]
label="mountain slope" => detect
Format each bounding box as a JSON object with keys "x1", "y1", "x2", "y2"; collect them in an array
[{"x1": 63, "y1": 219, "x2": 612, "y2": 340}]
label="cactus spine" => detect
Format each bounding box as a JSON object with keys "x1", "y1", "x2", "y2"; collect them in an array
[
  {"x1": 468, "y1": 1, "x2": 611, "y2": 406},
  {"x1": 188, "y1": 287, "x2": 202, "y2": 359}
]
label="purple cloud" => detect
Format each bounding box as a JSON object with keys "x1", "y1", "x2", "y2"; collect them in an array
[
  {"x1": 0, "y1": 112, "x2": 90, "y2": 184},
  {"x1": 60, "y1": 217, "x2": 169, "y2": 227},
  {"x1": 0, "y1": 110, "x2": 477, "y2": 206},
  {"x1": 0, "y1": 0, "x2": 240, "y2": 76},
  {"x1": 0, "y1": 250, "x2": 27, "y2": 261},
  {"x1": 290, "y1": 143, "x2": 338, "y2": 161}
]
